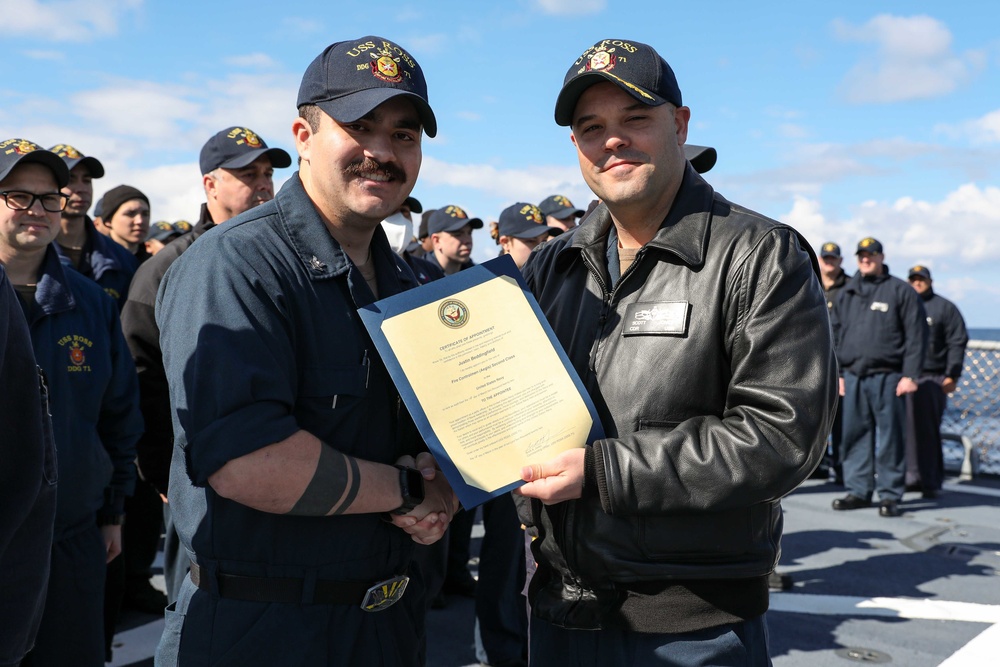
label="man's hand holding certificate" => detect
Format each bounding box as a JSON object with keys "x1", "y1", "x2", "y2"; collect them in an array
[{"x1": 359, "y1": 255, "x2": 603, "y2": 508}]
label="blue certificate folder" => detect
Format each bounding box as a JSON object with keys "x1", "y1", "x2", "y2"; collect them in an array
[{"x1": 358, "y1": 255, "x2": 604, "y2": 509}]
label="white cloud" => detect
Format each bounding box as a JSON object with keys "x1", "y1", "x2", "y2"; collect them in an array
[
  {"x1": 1, "y1": 70, "x2": 301, "y2": 224},
  {"x1": 936, "y1": 109, "x2": 1000, "y2": 145},
  {"x1": 788, "y1": 183, "x2": 1000, "y2": 267},
  {"x1": 95, "y1": 163, "x2": 202, "y2": 222},
  {"x1": 11, "y1": 71, "x2": 300, "y2": 159},
  {"x1": 777, "y1": 124, "x2": 809, "y2": 140},
  {"x1": 21, "y1": 49, "x2": 64, "y2": 61},
  {"x1": 833, "y1": 14, "x2": 982, "y2": 103},
  {"x1": 401, "y1": 33, "x2": 449, "y2": 55},
  {"x1": 726, "y1": 136, "x2": 977, "y2": 204},
  {"x1": 934, "y1": 275, "x2": 1000, "y2": 303},
  {"x1": 455, "y1": 111, "x2": 482, "y2": 122},
  {"x1": 224, "y1": 53, "x2": 277, "y2": 69},
  {"x1": 783, "y1": 195, "x2": 827, "y2": 241},
  {"x1": 71, "y1": 81, "x2": 203, "y2": 144},
  {"x1": 279, "y1": 16, "x2": 323, "y2": 35},
  {"x1": 420, "y1": 156, "x2": 589, "y2": 206},
  {"x1": 533, "y1": 0, "x2": 605, "y2": 16},
  {"x1": 0, "y1": 0, "x2": 142, "y2": 42}
]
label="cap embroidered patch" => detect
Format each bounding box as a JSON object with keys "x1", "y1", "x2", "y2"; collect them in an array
[
  {"x1": 1, "y1": 138, "x2": 41, "y2": 156},
  {"x1": 372, "y1": 45, "x2": 402, "y2": 83},
  {"x1": 519, "y1": 204, "x2": 543, "y2": 224},
  {"x1": 50, "y1": 144, "x2": 82, "y2": 159},
  {"x1": 228, "y1": 127, "x2": 262, "y2": 148},
  {"x1": 588, "y1": 47, "x2": 615, "y2": 72}
]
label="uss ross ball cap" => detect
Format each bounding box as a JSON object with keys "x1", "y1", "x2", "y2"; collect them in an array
[
  {"x1": 555, "y1": 38, "x2": 682, "y2": 126},
  {"x1": 199, "y1": 126, "x2": 292, "y2": 175},
  {"x1": 49, "y1": 144, "x2": 105, "y2": 179},
  {"x1": 820, "y1": 242, "x2": 842, "y2": 258},
  {"x1": 856, "y1": 237, "x2": 884, "y2": 255},
  {"x1": 427, "y1": 205, "x2": 483, "y2": 235},
  {"x1": 498, "y1": 203, "x2": 562, "y2": 239},
  {"x1": 297, "y1": 36, "x2": 437, "y2": 138},
  {"x1": 0, "y1": 139, "x2": 70, "y2": 187}
]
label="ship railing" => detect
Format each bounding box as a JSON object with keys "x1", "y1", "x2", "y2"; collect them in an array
[{"x1": 942, "y1": 339, "x2": 1000, "y2": 478}]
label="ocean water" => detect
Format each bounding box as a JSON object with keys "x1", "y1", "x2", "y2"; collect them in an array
[{"x1": 969, "y1": 328, "x2": 1000, "y2": 342}]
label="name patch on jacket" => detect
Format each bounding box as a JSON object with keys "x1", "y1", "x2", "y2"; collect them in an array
[
  {"x1": 870, "y1": 301, "x2": 889, "y2": 313},
  {"x1": 622, "y1": 301, "x2": 689, "y2": 336}
]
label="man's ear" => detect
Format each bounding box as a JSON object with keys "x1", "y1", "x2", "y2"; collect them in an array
[
  {"x1": 203, "y1": 173, "x2": 216, "y2": 200},
  {"x1": 292, "y1": 116, "x2": 313, "y2": 165}
]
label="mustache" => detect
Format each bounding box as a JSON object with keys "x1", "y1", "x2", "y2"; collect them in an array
[{"x1": 344, "y1": 157, "x2": 407, "y2": 183}]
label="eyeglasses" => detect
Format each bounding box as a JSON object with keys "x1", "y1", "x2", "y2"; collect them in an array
[{"x1": 1, "y1": 190, "x2": 70, "y2": 213}]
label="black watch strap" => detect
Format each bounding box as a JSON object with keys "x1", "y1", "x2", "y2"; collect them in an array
[{"x1": 391, "y1": 465, "x2": 425, "y2": 515}]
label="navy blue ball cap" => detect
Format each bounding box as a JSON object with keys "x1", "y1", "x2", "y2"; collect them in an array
[
  {"x1": 427, "y1": 205, "x2": 483, "y2": 235},
  {"x1": 498, "y1": 203, "x2": 562, "y2": 239},
  {"x1": 820, "y1": 242, "x2": 842, "y2": 258},
  {"x1": 146, "y1": 220, "x2": 180, "y2": 242},
  {"x1": 297, "y1": 36, "x2": 437, "y2": 138},
  {"x1": 48, "y1": 144, "x2": 105, "y2": 179},
  {"x1": 856, "y1": 237, "x2": 884, "y2": 255},
  {"x1": 908, "y1": 265, "x2": 931, "y2": 281},
  {"x1": 538, "y1": 194, "x2": 584, "y2": 220},
  {"x1": 403, "y1": 196, "x2": 422, "y2": 214},
  {"x1": 0, "y1": 138, "x2": 70, "y2": 188},
  {"x1": 555, "y1": 38, "x2": 682, "y2": 127},
  {"x1": 200, "y1": 126, "x2": 291, "y2": 175},
  {"x1": 684, "y1": 144, "x2": 716, "y2": 174}
]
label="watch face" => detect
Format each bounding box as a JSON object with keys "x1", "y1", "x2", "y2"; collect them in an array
[
  {"x1": 393, "y1": 466, "x2": 425, "y2": 515},
  {"x1": 402, "y1": 467, "x2": 425, "y2": 505}
]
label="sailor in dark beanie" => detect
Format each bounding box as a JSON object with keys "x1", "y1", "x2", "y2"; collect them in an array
[{"x1": 99, "y1": 184, "x2": 151, "y2": 262}]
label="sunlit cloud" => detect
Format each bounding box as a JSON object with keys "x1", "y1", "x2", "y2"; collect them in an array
[
  {"x1": 533, "y1": 0, "x2": 606, "y2": 16},
  {"x1": 0, "y1": 0, "x2": 143, "y2": 42},
  {"x1": 936, "y1": 108, "x2": 1000, "y2": 145},
  {"x1": 224, "y1": 53, "x2": 277, "y2": 69},
  {"x1": 833, "y1": 14, "x2": 983, "y2": 103}
]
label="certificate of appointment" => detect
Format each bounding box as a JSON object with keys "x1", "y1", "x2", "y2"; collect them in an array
[{"x1": 358, "y1": 255, "x2": 604, "y2": 509}]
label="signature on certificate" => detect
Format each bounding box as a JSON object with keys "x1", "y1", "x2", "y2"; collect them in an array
[{"x1": 524, "y1": 426, "x2": 574, "y2": 458}]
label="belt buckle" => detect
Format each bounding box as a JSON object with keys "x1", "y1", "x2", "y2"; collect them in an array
[{"x1": 361, "y1": 575, "x2": 409, "y2": 612}]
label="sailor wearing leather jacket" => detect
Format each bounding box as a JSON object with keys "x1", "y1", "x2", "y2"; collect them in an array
[{"x1": 515, "y1": 39, "x2": 837, "y2": 666}]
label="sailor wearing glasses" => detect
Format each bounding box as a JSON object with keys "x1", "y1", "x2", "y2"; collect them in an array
[{"x1": 0, "y1": 138, "x2": 143, "y2": 666}]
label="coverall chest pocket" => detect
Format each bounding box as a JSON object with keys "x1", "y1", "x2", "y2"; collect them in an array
[{"x1": 297, "y1": 363, "x2": 370, "y2": 443}]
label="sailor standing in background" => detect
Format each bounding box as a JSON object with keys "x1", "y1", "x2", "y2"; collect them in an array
[{"x1": 904, "y1": 265, "x2": 968, "y2": 498}]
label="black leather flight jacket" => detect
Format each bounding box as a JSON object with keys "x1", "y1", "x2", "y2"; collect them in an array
[{"x1": 520, "y1": 165, "x2": 838, "y2": 628}]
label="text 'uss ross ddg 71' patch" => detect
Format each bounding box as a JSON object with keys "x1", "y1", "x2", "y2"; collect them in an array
[{"x1": 622, "y1": 301, "x2": 689, "y2": 336}]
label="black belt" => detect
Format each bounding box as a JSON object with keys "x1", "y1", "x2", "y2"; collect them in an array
[{"x1": 189, "y1": 562, "x2": 409, "y2": 611}]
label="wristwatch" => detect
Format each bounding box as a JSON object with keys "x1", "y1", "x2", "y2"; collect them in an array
[{"x1": 392, "y1": 465, "x2": 425, "y2": 515}]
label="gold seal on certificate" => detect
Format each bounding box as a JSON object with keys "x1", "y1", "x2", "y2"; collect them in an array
[{"x1": 359, "y1": 256, "x2": 602, "y2": 508}]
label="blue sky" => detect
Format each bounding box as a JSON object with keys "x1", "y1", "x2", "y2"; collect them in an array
[{"x1": 2, "y1": 0, "x2": 999, "y2": 325}]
